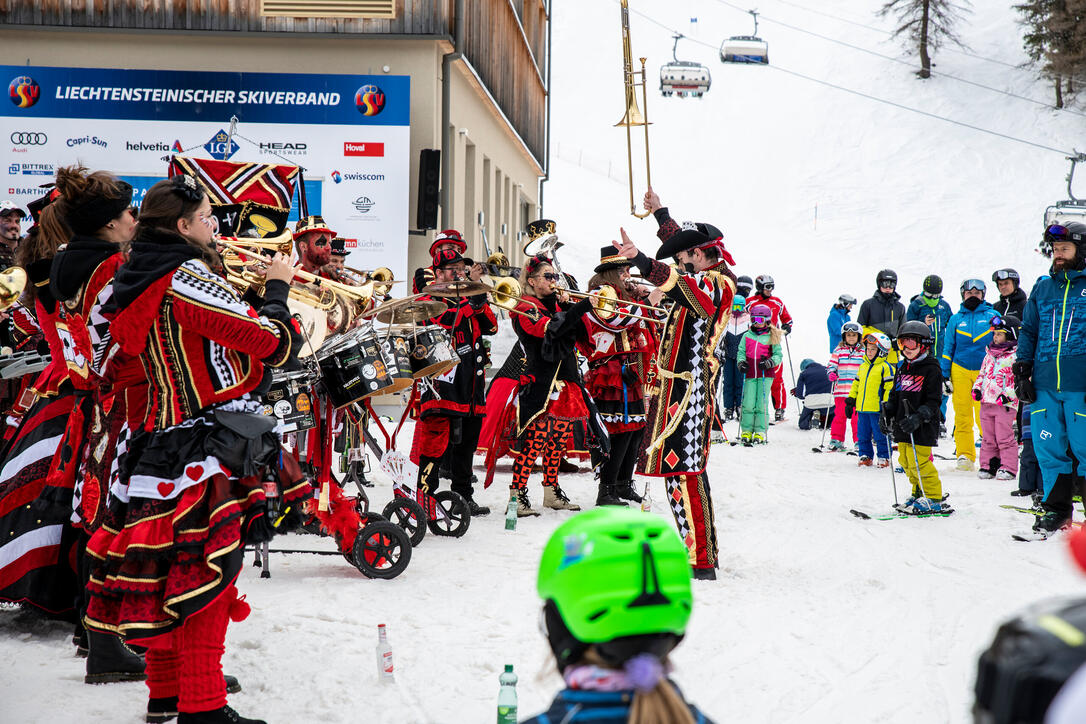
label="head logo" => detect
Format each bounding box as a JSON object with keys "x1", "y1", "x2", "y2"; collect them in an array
[
  {"x1": 203, "y1": 129, "x2": 239, "y2": 160},
  {"x1": 8, "y1": 76, "x2": 40, "y2": 109},
  {"x1": 330, "y1": 170, "x2": 343, "y2": 184},
  {"x1": 171, "y1": 140, "x2": 184, "y2": 153},
  {"x1": 354, "y1": 85, "x2": 386, "y2": 116},
  {"x1": 353, "y1": 196, "x2": 375, "y2": 213}
]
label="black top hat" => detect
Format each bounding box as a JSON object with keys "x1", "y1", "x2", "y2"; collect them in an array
[
  {"x1": 330, "y1": 237, "x2": 348, "y2": 256},
  {"x1": 594, "y1": 245, "x2": 632, "y2": 273},
  {"x1": 523, "y1": 218, "x2": 559, "y2": 257},
  {"x1": 656, "y1": 228, "x2": 711, "y2": 260}
]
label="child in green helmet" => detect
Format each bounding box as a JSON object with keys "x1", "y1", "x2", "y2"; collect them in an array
[{"x1": 525, "y1": 507, "x2": 713, "y2": 724}]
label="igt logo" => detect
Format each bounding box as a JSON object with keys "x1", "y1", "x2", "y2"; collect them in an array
[
  {"x1": 8, "y1": 76, "x2": 40, "y2": 109},
  {"x1": 354, "y1": 84, "x2": 385, "y2": 116},
  {"x1": 203, "y1": 129, "x2": 239, "y2": 160}
]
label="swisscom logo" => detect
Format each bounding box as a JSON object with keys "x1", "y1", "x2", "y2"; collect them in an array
[
  {"x1": 8, "y1": 76, "x2": 40, "y2": 109},
  {"x1": 354, "y1": 84, "x2": 385, "y2": 116}
]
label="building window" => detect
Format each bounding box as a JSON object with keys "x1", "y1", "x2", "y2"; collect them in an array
[{"x1": 260, "y1": 0, "x2": 395, "y2": 19}]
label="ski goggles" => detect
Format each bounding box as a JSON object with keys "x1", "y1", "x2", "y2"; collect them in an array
[
  {"x1": 1046, "y1": 224, "x2": 1085, "y2": 243},
  {"x1": 897, "y1": 337, "x2": 923, "y2": 350},
  {"x1": 992, "y1": 269, "x2": 1018, "y2": 281},
  {"x1": 922, "y1": 291, "x2": 940, "y2": 300},
  {"x1": 961, "y1": 279, "x2": 986, "y2": 292},
  {"x1": 750, "y1": 315, "x2": 770, "y2": 325}
]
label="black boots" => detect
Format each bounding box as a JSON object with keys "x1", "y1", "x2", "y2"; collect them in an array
[
  {"x1": 84, "y1": 631, "x2": 146, "y2": 684},
  {"x1": 147, "y1": 697, "x2": 179, "y2": 723},
  {"x1": 596, "y1": 483, "x2": 627, "y2": 507},
  {"x1": 614, "y1": 479, "x2": 643, "y2": 503},
  {"x1": 178, "y1": 705, "x2": 266, "y2": 724}
]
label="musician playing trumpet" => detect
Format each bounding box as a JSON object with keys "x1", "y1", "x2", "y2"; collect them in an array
[
  {"x1": 581, "y1": 247, "x2": 663, "y2": 507},
  {"x1": 412, "y1": 249, "x2": 496, "y2": 517}
]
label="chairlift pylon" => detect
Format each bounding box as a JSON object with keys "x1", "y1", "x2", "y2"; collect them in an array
[
  {"x1": 720, "y1": 9, "x2": 769, "y2": 65},
  {"x1": 1043, "y1": 152, "x2": 1086, "y2": 229},
  {"x1": 659, "y1": 34, "x2": 712, "y2": 98}
]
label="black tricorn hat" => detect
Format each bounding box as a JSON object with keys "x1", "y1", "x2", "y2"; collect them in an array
[
  {"x1": 594, "y1": 246, "x2": 632, "y2": 273},
  {"x1": 656, "y1": 228, "x2": 711, "y2": 260}
]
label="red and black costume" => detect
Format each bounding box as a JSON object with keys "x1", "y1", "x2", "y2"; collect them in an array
[
  {"x1": 635, "y1": 211, "x2": 736, "y2": 573},
  {"x1": 412, "y1": 229, "x2": 466, "y2": 294},
  {"x1": 84, "y1": 225, "x2": 300, "y2": 715}
]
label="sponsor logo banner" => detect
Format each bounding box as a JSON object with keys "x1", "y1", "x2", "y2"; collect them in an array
[{"x1": 344, "y1": 141, "x2": 384, "y2": 157}]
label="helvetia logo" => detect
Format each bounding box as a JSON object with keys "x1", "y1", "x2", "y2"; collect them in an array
[
  {"x1": 8, "y1": 76, "x2": 40, "y2": 109},
  {"x1": 354, "y1": 85, "x2": 386, "y2": 116}
]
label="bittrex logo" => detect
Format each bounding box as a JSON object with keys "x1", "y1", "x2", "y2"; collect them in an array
[
  {"x1": 330, "y1": 170, "x2": 343, "y2": 184},
  {"x1": 8, "y1": 76, "x2": 40, "y2": 109},
  {"x1": 354, "y1": 84, "x2": 385, "y2": 116},
  {"x1": 203, "y1": 129, "x2": 239, "y2": 160}
]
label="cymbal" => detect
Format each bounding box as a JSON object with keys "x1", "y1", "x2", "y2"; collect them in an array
[
  {"x1": 422, "y1": 280, "x2": 489, "y2": 297},
  {"x1": 365, "y1": 296, "x2": 449, "y2": 324}
]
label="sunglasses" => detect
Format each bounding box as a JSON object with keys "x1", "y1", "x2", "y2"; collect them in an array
[
  {"x1": 534, "y1": 272, "x2": 561, "y2": 282},
  {"x1": 962, "y1": 279, "x2": 985, "y2": 292}
]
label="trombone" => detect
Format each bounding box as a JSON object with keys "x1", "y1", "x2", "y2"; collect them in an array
[
  {"x1": 568, "y1": 285, "x2": 666, "y2": 325},
  {"x1": 221, "y1": 239, "x2": 376, "y2": 305},
  {"x1": 487, "y1": 277, "x2": 541, "y2": 320},
  {"x1": 616, "y1": 0, "x2": 652, "y2": 219},
  {"x1": 223, "y1": 255, "x2": 338, "y2": 310}
]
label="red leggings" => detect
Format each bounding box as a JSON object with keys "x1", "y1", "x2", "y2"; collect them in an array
[
  {"x1": 511, "y1": 417, "x2": 572, "y2": 490},
  {"x1": 145, "y1": 585, "x2": 242, "y2": 713}
]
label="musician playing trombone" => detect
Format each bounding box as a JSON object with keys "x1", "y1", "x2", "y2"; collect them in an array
[
  {"x1": 610, "y1": 189, "x2": 738, "y2": 581},
  {"x1": 581, "y1": 246, "x2": 663, "y2": 507},
  {"x1": 412, "y1": 248, "x2": 497, "y2": 517},
  {"x1": 292, "y1": 214, "x2": 336, "y2": 277}
]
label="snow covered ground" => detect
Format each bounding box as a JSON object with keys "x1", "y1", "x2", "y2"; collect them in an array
[{"x1": 6, "y1": 0, "x2": 1086, "y2": 721}]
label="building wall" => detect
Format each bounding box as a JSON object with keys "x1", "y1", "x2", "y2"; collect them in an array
[{"x1": 0, "y1": 27, "x2": 541, "y2": 283}]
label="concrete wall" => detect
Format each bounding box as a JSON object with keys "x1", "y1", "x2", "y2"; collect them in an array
[{"x1": 0, "y1": 27, "x2": 541, "y2": 285}]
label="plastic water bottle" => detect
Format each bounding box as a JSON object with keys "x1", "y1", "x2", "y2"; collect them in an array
[
  {"x1": 497, "y1": 664, "x2": 518, "y2": 723},
  {"x1": 505, "y1": 490, "x2": 518, "y2": 531},
  {"x1": 376, "y1": 623, "x2": 394, "y2": 683}
]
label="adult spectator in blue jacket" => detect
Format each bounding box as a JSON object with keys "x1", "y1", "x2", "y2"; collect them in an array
[
  {"x1": 826, "y1": 294, "x2": 856, "y2": 354},
  {"x1": 1015, "y1": 223, "x2": 1086, "y2": 534},
  {"x1": 792, "y1": 358, "x2": 833, "y2": 429},
  {"x1": 940, "y1": 279, "x2": 999, "y2": 470},
  {"x1": 907, "y1": 274, "x2": 954, "y2": 427}
]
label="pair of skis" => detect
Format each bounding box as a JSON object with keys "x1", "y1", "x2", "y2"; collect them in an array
[{"x1": 1001, "y1": 503, "x2": 1084, "y2": 541}]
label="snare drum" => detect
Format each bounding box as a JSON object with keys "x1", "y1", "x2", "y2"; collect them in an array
[
  {"x1": 317, "y1": 331, "x2": 395, "y2": 408},
  {"x1": 264, "y1": 370, "x2": 316, "y2": 432},
  {"x1": 381, "y1": 333, "x2": 414, "y2": 393},
  {"x1": 409, "y1": 325, "x2": 459, "y2": 379}
]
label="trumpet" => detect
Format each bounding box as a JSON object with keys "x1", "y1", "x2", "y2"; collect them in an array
[
  {"x1": 228, "y1": 230, "x2": 294, "y2": 256},
  {"x1": 487, "y1": 277, "x2": 541, "y2": 320},
  {"x1": 616, "y1": 0, "x2": 652, "y2": 219}
]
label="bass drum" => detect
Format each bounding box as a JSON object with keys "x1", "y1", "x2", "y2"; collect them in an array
[
  {"x1": 409, "y1": 325, "x2": 459, "y2": 379},
  {"x1": 380, "y1": 333, "x2": 414, "y2": 394}
]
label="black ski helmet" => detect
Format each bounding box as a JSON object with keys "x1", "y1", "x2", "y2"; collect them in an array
[
  {"x1": 896, "y1": 320, "x2": 935, "y2": 347},
  {"x1": 755, "y1": 274, "x2": 775, "y2": 294},
  {"x1": 876, "y1": 269, "x2": 897, "y2": 288},
  {"x1": 992, "y1": 269, "x2": 1020, "y2": 287},
  {"x1": 990, "y1": 314, "x2": 1021, "y2": 342},
  {"x1": 974, "y1": 597, "x2": 1086, "y2": 724},
  {"x1": 1043, "y1": 222, "x2": 1086, "y2": 267},
  {"x1": 922, "y1": 274, "x2": 943, "y2": 296},
  {"x1": 736, "y1": 275, "x2": 754, "y2": 296}
]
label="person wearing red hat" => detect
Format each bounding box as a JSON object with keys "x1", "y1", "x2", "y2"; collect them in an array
[
  {"x1": 411, "y1": 248, "x2": 496, "y2": 515},
  {"x1": 412, "y1": 229, "x2": 467, "y2": 294},
  {"x1": 292, "y1": 215, "x2": 335, "y2": 276},
  {"x1": 610, "y1": 188, "x2": 737, "y2": 581}
]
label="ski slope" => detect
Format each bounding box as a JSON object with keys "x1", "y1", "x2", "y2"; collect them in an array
[{"x1": 4, "y1": 0, "x2": 1086, "y2": 722}]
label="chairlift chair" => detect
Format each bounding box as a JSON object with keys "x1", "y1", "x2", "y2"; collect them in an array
[
  {"x1": 660, "y1": 34, "x2": 712, "y2": 98},
  {"x1": 720, "y1": 9, "x2": 769, "y2": 65}
]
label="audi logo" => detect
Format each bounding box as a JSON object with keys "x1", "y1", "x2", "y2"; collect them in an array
[{"x1": 10, "y1": 132, "x2": 47, "y2": 146}]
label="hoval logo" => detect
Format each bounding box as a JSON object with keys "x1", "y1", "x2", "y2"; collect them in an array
[
  {"x1": 203, "y1": 129, "x2": 239, "y2": 160},
  {"x1": 331, "y1": 170, "x2": 343, "y2": 184},
  {"x1": 8, "y1": 76, "x2": 40, "y2": 109},
  {"x1": 354, "y1": 84, "x2": 385, "y2": 116},
  {"x1": 352, "y1": 196, "x2": 375, "y2": 213}
]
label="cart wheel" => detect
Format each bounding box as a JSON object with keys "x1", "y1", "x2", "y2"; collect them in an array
[
  {"x1": 427, "y1": 491, "x2": 471, "y2": 538},
  {"x1": 351, "y1": 521, "x2": 412, "y2": 579},
  {"x1": 381, "y1": 498, "x2": 427, "y2": 547}
]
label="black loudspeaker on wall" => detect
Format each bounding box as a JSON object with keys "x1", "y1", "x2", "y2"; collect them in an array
[{"x1": 416, "y1": 149, "x2": 440, "y2": 230}]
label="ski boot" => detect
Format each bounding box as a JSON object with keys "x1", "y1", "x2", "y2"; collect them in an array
[
  {"x1": 827, "y1": 439, "x2": 846, "y2": 452},
  {"x1": 710, "y1": 429, "x2": 726, "y2": 444},
  {"x1": 1010, "y1": 488, "x2": 1034, "y2": 497},
  {"x1": 956, "y1": 456, "x2": 973, "y2": 471},
  {"x1": 1033, "y1": 510, "x2": 1072, "y2": 534},
  {"x1": 857, "y1": 456, "x2": 872, "y2": 467},
  {"x1": 544, "y1": 484, "x2": 582, "y2": 511},
  {"x1": 515, "y1": 488, "x2": 541, "y2": 517},
  {"x1": 740, "y1": 431, "x2": 752, "y2": 446},
  {"x1": 903, "y1": 497, "x2": 944, "y2": 515},
  {"x1": 774, "y1": 408, "x2": 786, "y2": 423},
  {"x1": 977, "y1": 469, "x2": 994, "y2": 480},
  {"x1": 876, "y1": 458, "x2": 891, "y2": 468},
  {"x1": 723, "y1": 408, "x2": 735, "y2": 422},
  {"x1": 996, "y1": 470, "x2": 1015, "y2": 481},
  {"x1": 752, "y1": 433, "x2": 766, "y2": 445}
]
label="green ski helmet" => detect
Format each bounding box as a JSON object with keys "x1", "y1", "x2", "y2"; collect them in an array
[{"x1": 537, "y1": 507, "x2": 693, "y2": 669}]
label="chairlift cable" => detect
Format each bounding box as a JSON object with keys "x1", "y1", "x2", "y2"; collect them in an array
[{"x1": 619, "y1": 1, "x2": 1074, "y2": 157}]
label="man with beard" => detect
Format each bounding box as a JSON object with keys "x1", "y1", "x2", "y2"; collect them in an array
[
  {"x1": 293, "y1": 215, "x2": 335, "y2": 276},
  {"x1": 1015, "y1": 222, "x2": 1086, "y2": 536},
  {"x1": 0, "y1": 200, "x2": 26, "y2": 268}
]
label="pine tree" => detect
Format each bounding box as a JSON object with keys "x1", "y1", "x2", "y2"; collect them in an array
[
  {"x1": 1015, "y1": 0, "x2": 1086, "y2": 108},
  {"x1": 878, "y1": 0, "x2": 972, "y2": 78}
]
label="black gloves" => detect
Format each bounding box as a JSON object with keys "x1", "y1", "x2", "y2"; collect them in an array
[
  {"x1": 971, "y1": 388, "x2": 982, "y2": 402},
  {"x1": 758, "y1": 357, "x2": 775, "y2": 371},
  {"x1": 878, "y1": 413, "x2": 892, "y2": 435},
  {"x1": 844, "y1": 398, "x2": 856, "y2": 418},
  {"x1": 737, "y1": 359, "x2": 748, "y2": 375},
  {"x1": 899, "y1": 414, "x2": 922, "y2": 435},
  {"x1": 782, "y1": 321, "x2": 793, "y2": 335},
  {"x1": 997, "y1": 394, "x2": 1012, "y2": 407},
  {"x1": 1012, "y1": 361, "x2": 1036, "y2": 404}
]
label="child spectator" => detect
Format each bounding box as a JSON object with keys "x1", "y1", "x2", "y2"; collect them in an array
[
  {"x1": 881, "y1": 321, "x2": 946, "y2": 513},
  {"x1": 737, "y1": 304, "x2": 781, "y2": 445},
  {"x1": 847, "y1": 332, "x2": 894, "y2": 467},
  {"x1": 793, "y1": 358, "x2": 833, "y2": 430},
  {"x1": 971, "y1": 315, "x2": 1020, "y2": 481},
  {"x1": 718, "y1": 295, "x2": 749, "y2": 421},
  {"x1": 826, "y1": 321, "x2": 864, "y2": 452}
]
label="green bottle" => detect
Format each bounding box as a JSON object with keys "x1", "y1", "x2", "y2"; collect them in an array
[{"x1": 497, "y1": 664, "x2": 518, "y2": 723}]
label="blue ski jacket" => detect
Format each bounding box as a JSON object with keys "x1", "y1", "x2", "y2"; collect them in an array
[
  {"x1": 940, "y1": 300, "x2": 999, "y2": 376},
  {"x1": 1018, "y1": 266, "x2": 1086, "y2": 392},
  {"x1": 521, "y1": 687, "x2": 713, "y2": 724},
  {"x1": 906, "y1": 295, "x2": 953, "y2": 358},
  {"x1": 826, "y1": 304, "x2": 851, "y2": 354}
]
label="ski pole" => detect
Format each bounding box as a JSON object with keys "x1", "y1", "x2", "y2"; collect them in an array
[
  {"x1": 784, "y1": 334, "x2": 801, "y2": 415},
  {"x1": 902, "y1": 400, "x2": 928, "y2": 503},
  {"x1": 877, "y1": 400, "x2": 898, "y2": 505}
]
